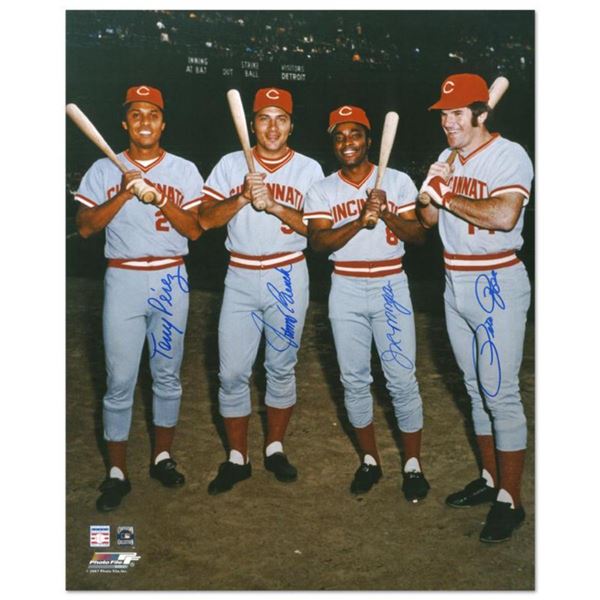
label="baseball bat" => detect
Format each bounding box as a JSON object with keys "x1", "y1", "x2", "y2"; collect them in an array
[
  {"x1": 366, "y1": 111, "x2": 399, "y2": 229},
  {"x1": 66, "y1": 103, "x2": 157, "y2": 203},
  {"x1": 418, "y1": 76, "x2": 510, "y2": 206},
  {"x1": 226, "y1": 89, "x2": 265, "y2": 210}
]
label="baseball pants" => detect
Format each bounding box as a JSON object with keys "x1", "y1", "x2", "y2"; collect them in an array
[
  {"x1": 102, "y1": 264, "x2": 190, "y2": 441},
  {"x1": 444, "y1": 262, "x2": 530, "y2": 451},
  {"x1": 218, "y1": 259, "x2": 309, "y2": 417},
  {"x1": 329, "y1": 272, "x2": 423, "y2": 431}
]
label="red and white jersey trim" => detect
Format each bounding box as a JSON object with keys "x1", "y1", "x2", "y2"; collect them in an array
[
  {"x1": 108, "y1": 256, "x2": 184, "y2": 271},
  {"x1": 302, "y1": 210, "x2": 333, "y2": 224},
  {"x1": 489, "y1": 184, "x2": 530, "y2": 205},
  {"x1": 202, "y1": 186, "x2": 226, "y2": 201},
  {"x1": 74, "y1": 193, "x2": 97, "y2": 208},
  {"x1": 252, "y1": 148, "x2": 295, "y2": 173},
  {"x1": 123, "y1": 150, "x2": 166, "y2": 172},
  {"x1": 333, "y1": 257, "x2": 404, "y2": 278},
  {"x1": 396, "y1": 201, "x2": 417, "y2": 214},
  {"x1": 229, "y1": 251, "x2": 304, "y2": 270},
  {"x1": 444, "y1": 250, "x2": 520, "y2": 271},
  {"x1": 337, "y1": 164, "x2": 375, "y2": 189},
  {"x1": 457, "y1": 134, "x2": 500, "y2": 165},
  {"x1": 181, "y1": 196, "x2": 203, "y2": 210}
]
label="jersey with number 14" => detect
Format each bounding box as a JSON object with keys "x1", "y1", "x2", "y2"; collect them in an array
[
  {"x1": 202, "y1": 148, "x2": 324, "y2": 255},
  {"x1": 74, "y1": 150, "x2": 204, "y2": 259},
  {"x1": 303, "y1": 164, "x2": 418, "y2": 262},
  {"x1": 438, "y1": 134, "x2": 533, "y2": 255}
]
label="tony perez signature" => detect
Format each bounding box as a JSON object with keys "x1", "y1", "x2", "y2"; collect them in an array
[{"x1": 147, "y1": 265, "x2": 189, "y2": 360}]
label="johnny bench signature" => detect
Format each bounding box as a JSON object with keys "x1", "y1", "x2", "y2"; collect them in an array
[{"x1": 251, "y1": 265, "x2": 298, "y2": 352}]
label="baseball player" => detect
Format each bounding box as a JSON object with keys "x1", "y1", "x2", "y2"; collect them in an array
[
  {"x1": 303, "y1": 105, "x2": 430, "y2": 502},
  {"x1": 417, "y1": 73, "x2": 533, "y2": 542},
  {"x1": 74, "y1": 85, "x2": 205, "y2": 511},
  {"x1": 197, "y1": 87, "x2": 324, "y2": 494}
]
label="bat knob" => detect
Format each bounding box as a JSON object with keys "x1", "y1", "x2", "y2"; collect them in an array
[
  {"x1": 365, "y1": 216, "x2": 378, "y2": 230},
  {"x1": 253, "y1": 199, "x2": 267, "y2": 211},
  {"x1": 142, "y1": 190, "x2": 158, "y2": 204},
  {"x1": 418, "y1": 192, "x2": 432, "y2": 206}
]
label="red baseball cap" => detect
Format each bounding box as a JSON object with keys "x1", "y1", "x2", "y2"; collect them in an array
[
  {"x1": 253, "y1": 87, "x2": 293, "y2": 114},
  {"x1": 124, "y1": 85, "x2": 164, "y2": 110},
  {"x1": 328, "y1": 105, "x2": 371, "y2": 133},
  {"x1": 429, "y1": 73, "x2": 489, "y2": 110}
]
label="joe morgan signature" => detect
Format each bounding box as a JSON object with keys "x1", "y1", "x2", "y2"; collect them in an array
[
  {"x1": 380, "y1": 281, "x2": 414, "y2": 369},
  {"x1": 251, "y1": 265, "x2": 298, "y2": 352},
  {"x1": 147, "y1": 265, "x2": 190, "y2": 360},
  {"x1": 472, "y1": 270, "x2": 504, "y2": 397}
]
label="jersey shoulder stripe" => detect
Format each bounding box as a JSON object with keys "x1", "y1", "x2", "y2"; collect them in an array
[
  {"x1": 489, "y1": 183, "x2": 530, "y2": 199},
  {"x1": 202, "y1": 185, "x2": 227, "y2": 201},
  {"x1": 181, "y1": 196, "x2": 204, "y2": 210},
  {"x1": 74, "y1": 193, "x2": 97, "y2": 207},
  {"x1": 303, "y1": 210, "x2": 333, "y2": 221}
]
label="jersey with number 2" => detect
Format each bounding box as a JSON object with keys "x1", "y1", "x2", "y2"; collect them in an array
[{"x1": 74, "y1": 150, "x2": 204, "y2": 258}]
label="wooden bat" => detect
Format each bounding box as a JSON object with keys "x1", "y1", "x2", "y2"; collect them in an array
[
  {"x1": 226, "y1": 89, "x2": 265, "y2": 210},
  {"x1": 419, "y1": 76, "x2": 510, "y2": 206},
  {"x1": 66, "y1": 103, "x2": 157, "y2": 203},
  {"x1": 366, "y1": 111, "x2": 399, "y2": 229}
]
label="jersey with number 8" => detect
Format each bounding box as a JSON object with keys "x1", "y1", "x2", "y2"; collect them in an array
[{"x1": 303, "y1": 164, "x2": 417, "y2": 261}]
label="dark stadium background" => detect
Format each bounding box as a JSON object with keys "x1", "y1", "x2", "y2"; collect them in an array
[{"x1": 66, "y1": 10, "x2": 534, "y2": 301}]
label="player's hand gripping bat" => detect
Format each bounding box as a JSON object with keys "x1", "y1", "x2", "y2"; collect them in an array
[
  {"x1": 365, "y1": 111, "x2": 400, "y2": 229},
  {"x1": 226, "y1": 89, "x2": 267, "y2": 211},
  {"x1": 66, "y1": 103, "x2": 159, "y2": 204},
  {"x1": 418, "y1": 76, "x2": 510, "y2": 206}
]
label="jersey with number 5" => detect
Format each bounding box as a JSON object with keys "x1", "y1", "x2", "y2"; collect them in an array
[
  {"x1": 201, "y1": 149, "x2": 324, "y2": 255},
  {"x1": 74, "y1": 151, "x2": 204, "y2": 258},
  {"x1": 437, "y1": 134, "x2": 533, "y2": 254},
  {"x1": 303, "y1": 164, "x2": 418, "y2": 261}
]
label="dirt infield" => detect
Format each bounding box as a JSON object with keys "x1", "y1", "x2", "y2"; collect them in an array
[{"x1": 66, "y1": 276, "x2": 534, "y2": 591}]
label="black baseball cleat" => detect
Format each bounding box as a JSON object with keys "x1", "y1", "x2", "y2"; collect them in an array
[
  {"x1": 402, "y1": 471, "x2": 430, "y2": 503},
  {"x1": 96, "y1": 477, "x2": 131, "y2": 512},
  {"x1": 445, "y1": 477, "x2": 497, "y2": 508},
  {"x1": 150, "y1": 458, "x2": 186, "y2": 487},
  {"x1": 264, "y1": 452, "x2": 298, "y2": 482},
  {"x1": 208, "y1": 461, "x2": 252, "y2": 495},
  {"x1": 479, "y1": 501, "x2": 526, "y2": 543},
  {"x1": 350, "y1": 463, "x2": 382, "y2": 494}
]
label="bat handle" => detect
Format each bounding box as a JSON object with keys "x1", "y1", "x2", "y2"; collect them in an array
[
  {"x1": 365, "y1": 215, "x2": 378, "y2": 229},
  {"x1": 418, "y1": 191, "x2": 432, "y2": 206},
  {"x1": 243, "y1": 157, "x2": 267, "y2": 211},
  {"x1": 419, "y1": 149, "x2": 457, "y2": 206}
]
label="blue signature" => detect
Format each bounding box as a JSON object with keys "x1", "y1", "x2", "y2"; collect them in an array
[
  {"x1": 147, "y1": 265, "x2": 189, "y2": 359},
  {"x1": 472, "y1": 317, "x2": 502, "y2": 397},
  {"x1": 251, "y1": 265, "x2": 298, "y2": 352},
  {"x1": 472, "y1": 270, "x2": 504, "y2": 396},
  {"x1": 475, "y1": 270, "x2": 505, "y2": 314},
  {"x1": 379, "y1": 281, "x2": 414, "y2": 369}
]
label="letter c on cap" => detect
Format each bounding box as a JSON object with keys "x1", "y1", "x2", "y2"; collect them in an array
[
  {"x1": 136, "y1": 86, "x2": 151, "y2": 96},
  {"x1": 338, "y1": 106, "x2": 353, "y2": 116},
  {"x1": 443, "y1": 81, "x2": 455, "y2": 95},
  {"x1": 266, "y1": 89, "x2": 280, "y2": 99}
]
